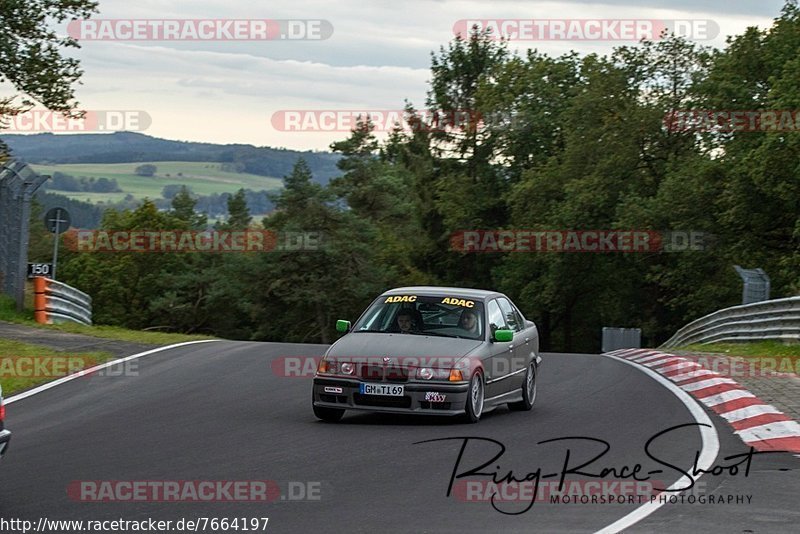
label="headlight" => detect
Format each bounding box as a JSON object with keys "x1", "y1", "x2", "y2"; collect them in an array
[
  {"x1": 317, "y1": 359, "x2": 355, "y2": 376},
  {"x1": 416, "y1": 368, "x2": 450, "y2": 380},
  {"x1": 317, "y1": 359, "x2": 333, "y2": 374}
]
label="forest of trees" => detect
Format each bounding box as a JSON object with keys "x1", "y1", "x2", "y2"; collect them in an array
[
  {"x1": 45, "y1": 171, "x2": 122, "y2": 193},
  {"x1": 29, "y1": 4, "x2": 800, "y2": 352},
  {"x1": 2, "y1": 131, "x2": 343, "y2": 184}
]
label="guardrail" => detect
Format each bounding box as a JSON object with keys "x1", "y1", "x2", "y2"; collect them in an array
[
  {"x1": 33, "y1": 277, "x2": 93, "y2": 326},
  {"x1": 661, "y1": 296, "x2": 800, "y2": 348}
]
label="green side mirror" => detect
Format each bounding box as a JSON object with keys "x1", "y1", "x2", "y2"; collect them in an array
[
  {"x1": 494, "y1": 329, "x2": 513, "y2": 342},
  {"x1": 336, "y1": 320, "x2": 351, "y2": 333}
]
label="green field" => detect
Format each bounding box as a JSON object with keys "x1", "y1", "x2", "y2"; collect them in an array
[{"x1": 31, "y1": 161, "x2": 284, "y2": 203}]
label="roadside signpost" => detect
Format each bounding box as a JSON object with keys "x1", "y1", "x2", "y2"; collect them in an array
[{"x1": 44, "y1": 208, "x2": 71, "y2": 280}]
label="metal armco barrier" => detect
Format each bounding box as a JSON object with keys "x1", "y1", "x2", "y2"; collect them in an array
[
  {"x1": 33, "y1": 277, "x2": 93, "y2": 326},
  {"x1": 0, "y1": 160, "x2": 48, "y2": 311},
  {"x1": 661, "y1": 296, "x2": 800, "y2": 348}
]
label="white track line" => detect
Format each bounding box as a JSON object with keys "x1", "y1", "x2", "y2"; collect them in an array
[
  {"x1": 735, "y1": 421, "x2": 800, "y2": 442},
  {"x1": 5, "y1": 340, "x2": 219, "y2": 405},
  {"x1": 594, "y1": 352, "x2": 720, "y2": 534},
  {"x1": 630, "y1": 353, "x2": 669, "y2": 363},
  {"x1": 698, "y1": 389, "x2": 755, "y2": 407},
  {"x1": 680, "y1": 377, "x2": 738, "y2": 392},
  {"x1": 720, "y1": 405, "x2": 783, "y2": 423},
  {"x1": 668, "y1": 369, "x2": 716, "y2": 382},
  {"x1": 656, "y1": 362, "x2": 701, "y2": 373}
]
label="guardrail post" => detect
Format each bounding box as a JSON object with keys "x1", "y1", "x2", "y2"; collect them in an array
[{"x1": 33, "y1": 276, "x2": 48, "y2": 324}]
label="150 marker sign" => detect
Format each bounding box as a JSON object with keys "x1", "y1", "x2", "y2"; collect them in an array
[{"x1": 27, "y1": 263, "x2": 54, "y2": 279}]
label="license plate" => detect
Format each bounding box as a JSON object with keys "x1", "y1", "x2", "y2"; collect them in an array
[{"x1": 359, "y1": 383, "x2": 404, "y2": 396}]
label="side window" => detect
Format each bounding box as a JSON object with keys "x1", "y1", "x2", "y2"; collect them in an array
[
  {"x1": 511, "y1": 302, "x2": 526, "y2": 330},
  {"x1": 497, "y1": 298, "x2": 521, "y2": 332},
  {"x1": 487, "y1": 300, "x2": 508, "y2": 335}
]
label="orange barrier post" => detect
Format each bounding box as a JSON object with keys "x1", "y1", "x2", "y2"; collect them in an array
[{"x1": 33, "y1": 276, "x2": 48, "y2": 324}]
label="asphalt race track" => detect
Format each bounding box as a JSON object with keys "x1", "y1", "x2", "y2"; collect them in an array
[{"x1": 1, "y1": 341, "x2": 798, "y2": 533}]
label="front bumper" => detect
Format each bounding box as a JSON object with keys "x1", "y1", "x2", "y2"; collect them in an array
[
  {"x1": 0, "y1": 429, "x2": 11, "y2": 459},
  {"x1": 313, "y1": 377, "x2": 469, "y2": 416}
]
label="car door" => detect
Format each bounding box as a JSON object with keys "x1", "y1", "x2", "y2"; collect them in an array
[
  {"x1": 484, "y1": 298, "x2": 515, "y2": 399},
  {"x1": 497, "y1": 297, "x2": 527, "y2": 392},
  {"x1": 507, "y1": 297, "x2": 539, "y2": 368}
]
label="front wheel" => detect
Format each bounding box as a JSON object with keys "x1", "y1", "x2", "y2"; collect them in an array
[
  {"x1": 312, "y1": 394, "x2": 345, "y2": 422},
  {"x1": 508, "y1": 362, "x2": 536, "y2": 411},
  {"x1": 462, "y1": 371, "x2": 484, "y2": 423}
]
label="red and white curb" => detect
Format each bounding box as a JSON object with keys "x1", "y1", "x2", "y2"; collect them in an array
[{"x1": 607, "y1": 348, "x2": 800, "y2": 454}]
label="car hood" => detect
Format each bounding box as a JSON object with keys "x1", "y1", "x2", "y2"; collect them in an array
[{"x1": 326, "y1": 332, "x2": 483, "y2": 363}]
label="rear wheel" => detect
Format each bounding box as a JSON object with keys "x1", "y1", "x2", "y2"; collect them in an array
[
  {"x1": 508, "y1": 362, "x2": 536, "y2": 411},
  {"x1": 462, "y1": 371, "x2": 484, "y2": 423}
]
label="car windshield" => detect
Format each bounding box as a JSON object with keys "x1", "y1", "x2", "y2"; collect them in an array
[{"x1": 352, "y1": 294, "x2": 485, "y2": 340}]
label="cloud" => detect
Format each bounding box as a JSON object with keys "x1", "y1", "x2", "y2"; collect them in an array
[{"x1": 51, "y1": 0, "x2": 787, "y2": 150}]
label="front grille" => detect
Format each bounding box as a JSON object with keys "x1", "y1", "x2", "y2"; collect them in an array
[
  {"x1": 353, "y1": 394, "x2": 412, "y2": 408},
  {"x1": 385, "y1": 367, "x2": 409, "y2": 382},
  {"x1": 358, "y1": 364, "x2": 409, "y2": 383},
  {"x1": 360, "y1": 365, "x2": 383, "y2": 380}
]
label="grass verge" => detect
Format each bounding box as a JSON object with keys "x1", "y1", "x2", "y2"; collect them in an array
[
  {"x1": 0, "y1": 295, "x2": 214, "y2": 345},
  {"x1": 0, "y1": 338, "x2": 115, "y2": 396},
  {"x1": 679, "y1": 340, "x2": 800, "y2": 362}
]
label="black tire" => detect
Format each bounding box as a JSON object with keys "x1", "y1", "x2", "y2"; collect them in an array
[
  {"x1": 462, "y1": 371, "x2": 485, "y2": 423},
  {"x1": 508, "y1": 362, "x2": 536, "y2": 411},
  {"x1": 312, "y1": 397, "x2": 345, "y2": 422}
]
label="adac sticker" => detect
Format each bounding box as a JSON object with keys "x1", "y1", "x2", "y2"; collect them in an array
[
  {"x1": 441, "y1": 297, "x2": 474, "y2": 308},
  {"x1": 385, "y1": 295, "x2": 417, "y2": 303}
]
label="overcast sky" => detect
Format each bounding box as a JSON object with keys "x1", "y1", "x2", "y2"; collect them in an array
[{"x1": 7, "y1": 0, "x2": 790, "y2": 151}]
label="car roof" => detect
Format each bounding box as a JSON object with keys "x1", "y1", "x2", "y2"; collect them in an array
[{"x1": 381, "y1": 286, "x2": 504, "y2": 300}]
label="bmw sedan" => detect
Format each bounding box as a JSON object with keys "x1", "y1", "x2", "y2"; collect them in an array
[{"x1": 312, "y1": 286, "x2": 541, "y2": 423}]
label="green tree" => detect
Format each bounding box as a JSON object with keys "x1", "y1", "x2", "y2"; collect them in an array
[
  {"x1": 59, "y1": 199, "x2": 191, "y2": 328},
  {"x1": 170, "y1": 185, "x2": 207, "y2": 229},
  {"x1": 222, "y1": 188, "x2": 252, "y2": 230},
  {"x1": 134, "y1": 164, "x2": 157, "y2": 177},
  {"x1": 0, "y1": 0, "x2": 98, "y2": 155},
  {"x1": 249, "y1": 158, "x2": 384, "y2": 343}
]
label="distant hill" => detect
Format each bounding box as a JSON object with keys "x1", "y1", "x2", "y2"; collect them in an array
[{"x1": 0, "y1": 132, "x2": 342, "y2": 185}]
